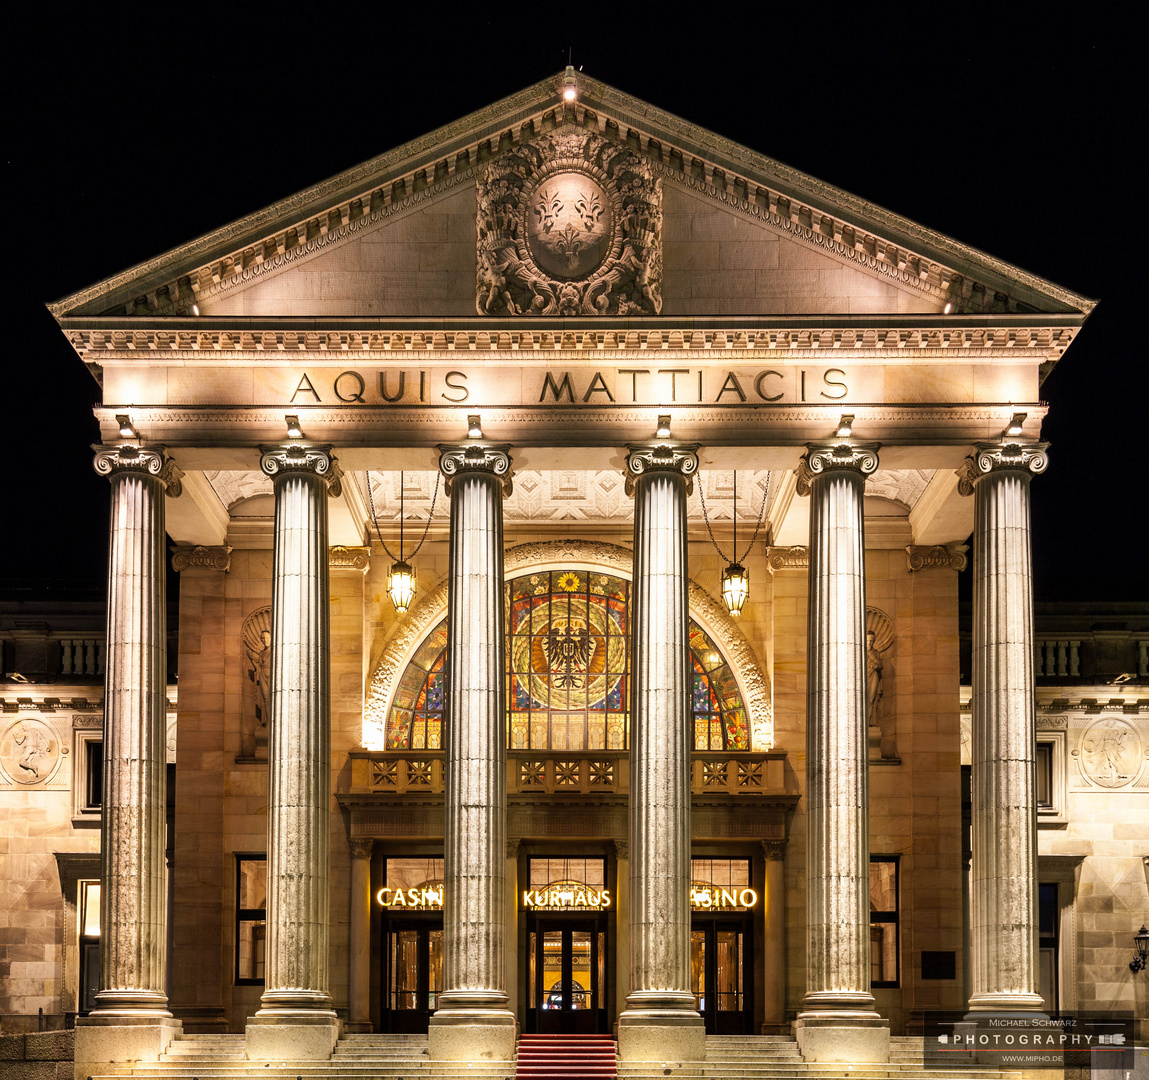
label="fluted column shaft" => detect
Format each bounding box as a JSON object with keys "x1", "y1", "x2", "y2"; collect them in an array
[
  {"x1": 258, "y1": 445, "x2": 337, "y2": 1015},
  {"x1": 92, "y1": 446, "x2": 178, "y2": 1016},
  {"x1": 623, "y1": 444, "x2": 699, "y2": 1018},
  {"x1": 436, "y1": 444, "x2": 512, "y2": 1013},
  {"x1": 964, "y1": 443, "x2": 1047, "y2": 1013},
  {"x1": 799, "y1": 443, "x2": 880, "y2": 1017}
]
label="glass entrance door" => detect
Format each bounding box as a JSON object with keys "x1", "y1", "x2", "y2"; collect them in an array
[
  {"x1": 691, "y1": 920, "x2": 749, "y2": 1034},
  {"x1": 384, "y1": 919, "x2": 442, "y2": 1033},
  {"x1": 530, "y1": 917, "x2": 604, "y2": 1033}
]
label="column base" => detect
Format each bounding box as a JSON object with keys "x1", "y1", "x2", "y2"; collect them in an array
[
  {"x1": 246, "y1": 1011, "x2": 340, "y2": 1061},
  {"x1": 966, "y1": 991, "x2": 1047, "y2": 1015},
  {"x1": 794, "y1": 1015, "x2": 889, "y2": 1064},
  {"x1": 617, "y1": 991, "x2": 705, "y2": 1063},
  {"x1": 73, "y1": 1013, "x2": 182, "y2": 1080},
  {"x1": 427, "y1": 1001, "x2": 516, "y2": 1062}
]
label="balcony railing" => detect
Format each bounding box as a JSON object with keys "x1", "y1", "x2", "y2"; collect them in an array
[{"x1": 349, "y1": 749, "x2": 787, "y2": 797}]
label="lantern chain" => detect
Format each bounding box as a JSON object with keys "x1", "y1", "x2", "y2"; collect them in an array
[
  {"x1": 365, "y1": 471, "x2": 440, "y2": 562},
  {"x1": 698, "y1": 472, "x2": 771, "y2": 565}
]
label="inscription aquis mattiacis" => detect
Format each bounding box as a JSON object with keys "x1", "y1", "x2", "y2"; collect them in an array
[{"x1": 285, "y1": 366, "x2": 852, "y2": 406}]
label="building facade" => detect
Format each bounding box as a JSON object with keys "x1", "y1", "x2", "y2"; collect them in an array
[{"x1": 4, "y1": 70, "x2": 1140, "y2": 1071}]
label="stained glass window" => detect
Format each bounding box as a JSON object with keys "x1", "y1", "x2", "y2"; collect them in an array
[{"x1": 383, "y1": 569, "x2": 748, "y2": 751}]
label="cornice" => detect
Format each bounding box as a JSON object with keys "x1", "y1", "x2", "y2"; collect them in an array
[
  {"x1": 67, "y1": 321, "x2": 1079, "y2": 359},
  {"x1": 49, "y1": 73, "x2": 1093, "y2": 327}
]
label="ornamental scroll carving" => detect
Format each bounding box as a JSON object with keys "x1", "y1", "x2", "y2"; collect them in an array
[
  {"x1": 957, "y1": 442, "x2": 1049, "y2": 496},
  {"x1": 171, "y1": 545, "x2": 232, "y2": 573},
  {"x1": 905, "y1": 545, "x2": 968, "y2": 573},
  {"x1": 362, "y1": 539, "x2": 772, "y2": 751},
  {"x1": 476, "y1": 130, "x2": 663, "y2": 316}
]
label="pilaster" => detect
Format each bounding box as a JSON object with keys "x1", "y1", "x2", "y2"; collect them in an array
[
  {"x1": 427, "y1": 442, "x2": 516, "y2": 1064},
  {"x1": 961, "y1": 442, "x2": 1048, "y2": 1016},
  {"x1": 617, "y1": 442, "x2": 705, "y2": 1064}
]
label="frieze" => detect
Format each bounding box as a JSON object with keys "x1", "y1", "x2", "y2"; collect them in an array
[
  {"x1": 171, "y1": 544, "x2": 232, "y2": 573},
  {"x1": 905, "y1": 544, "x2": 969, "y2": 572},
  {"x1": 477, "y1": 129, "x2": 662, "y2": 316},
  {"x1": 1037, "y1": 715, "x2": 1068, "y2": 730},
  {"x1": 73, "y1": 324, "x2": 1076, "y2": 356}
]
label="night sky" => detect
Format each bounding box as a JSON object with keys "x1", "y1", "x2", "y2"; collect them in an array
[{"x1": 5, "y1": 9, "x2": 1144, "y2": 602}]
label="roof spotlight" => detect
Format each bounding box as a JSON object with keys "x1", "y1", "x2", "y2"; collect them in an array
[
  {"x1": 836, "y1": 414, "x2": 854, "y2": 439},
  {"x1": 115, "y1": 414, "x2": 136, "y2": 439},
  {"x1": 467, "y1": 414, "x2": 483, "y2": 439},
  {"x1": 1005, "y1": 412, "x2": 1026, "y2": 437},
  {"x1": 656, "y1": 415, "x2": 671, "y2": 440},
  {"x1": 285, "y1": 414, "x2": 303, "y2": 438}
]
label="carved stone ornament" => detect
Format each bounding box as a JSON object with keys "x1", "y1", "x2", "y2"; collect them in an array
[
  {"x1": 171, "y1": 544, "x2": 232, "y2": 573},
  {"x1": 905, "y1": 544, "x2": 968, "y2": 573},
  {"x1": 329, "y1": 546, "x2": 370, "y2": 572},
  {"x1": 766, "y1": 546, "x2": 809, "y2": 572},
  {"x1": 348, "y1": 838, "x2": 375, "y2": 860},
  {"x1": 613, "y1": 838, "x2": 629, "y2": 861},
  {"x1": 506, "y1": 838, "x2": 521, "y2": 860},
  {"x1": 259, "y1": 444, "x2": 342, "y2": 495},
  {"x1": 0, "y1": 717, "x2": 62, "y2": 787},
  {"x1": 242, "y1": 607, "x2": 273, "y2": 733},
  {"x1": 476, "y1": 129, "x2": 663, "y2": 316},
  {"x1": 1075, "y1": 717, "x2": 1143, "y2": 789},
  {"x1": 761, "y1": 839, "x2": 787, "y2": 861},
  {"x1": 957, "y1": 441, "x2": 1049, "y2": 496},
  {"x1": 92, "y1": 445, "x2": 182, "y2": 496},
  {"x1": 624, "y1": 444, "x2": 699, "y2": 497},
  {"x1": 438, "y1": 444, "x2": 513, "y2": 497},
  {"x1": 795, "y1": 442, "x2": 880, "y2": 497}
]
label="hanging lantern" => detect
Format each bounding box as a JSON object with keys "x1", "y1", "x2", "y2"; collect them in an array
[
  {"x1": 721, "y1": 562, "x2": 750, "y2": 617},
  {"x1": 387, "y1": 559, "x2": 417, "y2": 613}
]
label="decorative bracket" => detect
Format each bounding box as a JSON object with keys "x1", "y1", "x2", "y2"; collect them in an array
[
  {"x1": 329, "y1": 546, "x2": 370, "y2": 573},
  {"x1": 438, "y1": 443, "x2": 513, "y2": 497},
  {"x1": 259, "y1": 444, "x2": 342, "y2": 495},
  {"x1": 957, "y1": 441, "x2": 1049, "y2": 496},
  {"x1": 171, "y1": 545, "x2": 232, "y2": 573},
  {"x1": 905, "y1": 544, "x2": 968, "y2": 572},
  {"x1": 766, "y1": 546, "x2": 810, "y2": 572},
  {"x1": 624, "y1": 443, "x2": 699, "y2": 497}
]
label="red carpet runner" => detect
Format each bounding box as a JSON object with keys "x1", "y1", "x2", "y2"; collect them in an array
[{"x1": 515, "y1": 1033, "x2": 618, "y2": 1080}]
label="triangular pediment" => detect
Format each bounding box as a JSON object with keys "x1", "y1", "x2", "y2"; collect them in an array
[{"x1": 50, "y1": 71, "x2": 1094, "y2": 323}]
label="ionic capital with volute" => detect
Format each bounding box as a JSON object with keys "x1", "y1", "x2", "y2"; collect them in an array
[
  {"x1": 259, "y1": 444, "x2": 342, "y2": 494},
  {"x1": 957, "y1": 441, "x2": 1049, "y2": 496},
  {"x1": 93, "y1": 444, "x2": 182, "y2": 496},
  {"x1": 795, "y1": 442, "x2": 879, "y2": 497},
  {"x1": 437, "y1": 443, "x2": 513, "y2": 496},
  {"x1": 624, "y1": 443, "x2": 699, "y2": 497}
]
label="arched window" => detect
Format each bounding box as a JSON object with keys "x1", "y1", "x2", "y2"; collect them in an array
[{"x1": 383, "y1": 568, "x2": 748, "y2": 752}]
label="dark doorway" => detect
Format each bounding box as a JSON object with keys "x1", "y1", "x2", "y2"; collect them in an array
[
  {"x1": 529, "y1": 916, "x2": 606, "y2": 1034},
  {"x1": 691, "y1": 918, "x2": 751, "y2": 1034},
  {"x1": 383, "y1": 918, "x2": 442, "y2": 1033}
]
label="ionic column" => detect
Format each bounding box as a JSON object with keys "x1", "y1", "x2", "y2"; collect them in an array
[
  {"x1": 795, "y1": 443, "x2": 888, "y2": 1063},
  {"x1": 247, "y1": 445, "x2": 340, "y2": 1060},
  {"x1": 428, "y1": 443, "x2": 515, "y2": 1063},
  {"x1": 960, "y1": 442, "x2": 1048, "y2": 1015},
  {"x1": 73, "y1": 447, "x2": 182, "y2": 1074},
  {"x1": 347, "y1": 839, "x2": 374, "y2": 1033},
  {"x1": 92, "y1": 447, "x2": 180, "y2": 1016},
  {"x1": 761, "y1": 840, "x2": 787, "y2": 1033},
  {"x1": 618, "y1": 444, "x2": 705, "y2": 1064}
]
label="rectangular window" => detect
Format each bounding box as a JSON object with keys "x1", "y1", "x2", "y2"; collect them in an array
[
  {"x1": 1036, "y1": 742, "x2": 1052, "y2": 809},
  {"x1": 79, "y1": 880, "x2": 101, "y2": 1014},
  {"x1": 72, "y1": 729, "x2": 103, "y2": 820},
  {"x1": 235, "y1": 856, "x2": 267, "y2": 984},
  {"x1": 1038, "y1": 882, "x2": 1058, "y2": 1009},
  {"x1": 869, "y1": 856, "x2": 899, "y2": 988},
  {"x1": 690, "y1": 857, "x2": 755, "y2": 912}
]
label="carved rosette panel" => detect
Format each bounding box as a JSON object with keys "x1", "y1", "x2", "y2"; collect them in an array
[
  {"x1": 476, "y1": 131, "x2": 663, "y2": 316},
  {"x1": 361, "y1": 539, "x2": 771, "y2": 751}
]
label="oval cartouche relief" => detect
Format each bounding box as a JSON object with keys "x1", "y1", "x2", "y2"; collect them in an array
[
  {"x1": 0, "y1": 718, "x2": 61, "y2": 786},
  {"x1": 526, "y1": 172, "x2": 614, "y2": 280},
  {"x1": 1079, "y1": 717, "x2": 1142, "y2": 788}
]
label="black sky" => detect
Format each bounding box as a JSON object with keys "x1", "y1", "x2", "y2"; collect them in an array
[{"x1": 5, "y1": 8, "x2": 1145, "y2": 601}]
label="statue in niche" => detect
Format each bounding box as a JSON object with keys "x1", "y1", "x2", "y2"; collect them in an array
[
  {"x1": 241, "y1": 607, "x2": 272, "y2": 759},
  {"x1": 865, "y1": 608, "x2": 897, "y2": 760}
]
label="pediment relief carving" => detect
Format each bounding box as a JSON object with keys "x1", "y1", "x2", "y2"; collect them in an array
[
  {"x1": 477, "y1": 130, "x2": 662, "y2": 316},
  {"x1": 52, "y1": 75, "x2": 1093, "y2": 325}
]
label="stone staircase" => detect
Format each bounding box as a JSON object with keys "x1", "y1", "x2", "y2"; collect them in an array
[
  {"x1": 84, "y1": 1031, "x2": 1038, "y2": 1080},
  {"x1": 515, "y1": 1033, "x2": 617, "y2": 1079}
]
